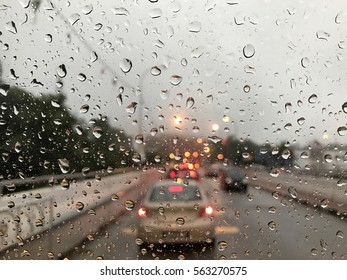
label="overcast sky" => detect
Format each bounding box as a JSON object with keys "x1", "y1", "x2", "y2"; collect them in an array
[{"x1": 1, "y1": 0, "x2": 347, "y2": 146}]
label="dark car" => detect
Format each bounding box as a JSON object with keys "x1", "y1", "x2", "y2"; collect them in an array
[{"x1": 223, "y1": 166, "x2": 248, "y2": 192}]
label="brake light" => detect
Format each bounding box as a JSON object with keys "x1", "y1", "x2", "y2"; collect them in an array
[
  {"x1": 138, "y1": 207, "x2": 148, "y2": 218},
  {"x1": 200, "y1": 206, "x2": 214, "y2": 216}
]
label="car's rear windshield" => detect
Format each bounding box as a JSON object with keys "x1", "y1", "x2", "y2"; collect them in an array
[{"x1": 149, "y1": 185, "x2": 202, "y2": 202}]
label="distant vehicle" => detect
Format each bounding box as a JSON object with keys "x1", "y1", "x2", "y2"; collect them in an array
[
  {"x1": 223, "y1": 166, "x2": 248, "y2": 193},
  {"x1": 136, "y1": 180, "x2": 215, "y2": 246}
]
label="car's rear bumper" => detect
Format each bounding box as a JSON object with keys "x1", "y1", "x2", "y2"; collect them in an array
[{"x1": 137, "y1": 222, "x2": 214, "y2": 244}]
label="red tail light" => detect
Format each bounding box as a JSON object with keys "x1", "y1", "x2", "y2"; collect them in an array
[
  {"x1": 200, "y1": 206, "x2": 214, "y2": 216},
  {"x1": 138, "y1": 207, "x2": 148, "y2": 218}
]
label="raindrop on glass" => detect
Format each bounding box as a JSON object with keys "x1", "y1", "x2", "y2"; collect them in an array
[
  {"x1": 301, "y1": 57, "x2": 310, "y2": 68},
  {"x1": 75, "y1": 202, "x2": 84, "y2": 212},
  {"x1": 243, "y1": 85, "x2": 251, "y2": 93},
  {"x1": 170, "y1": 75, "x2": 183, "y2": 86},
  {"x1": 176, "y1": 217, "x2": 185, "y2": 226},
  {"x1": 324, "y1": 154, "x2": 333, "y2": 163},
  {"x1": 80, "y1": 104, "x2": 89, "y2": 114},
  {"x1": 124, "y1": 200, "x2": 135, "y2": 210},
  {"x1": 82, "y1": 4, "x2": 93, "y2": 15},
  {"x1": 126, "y1": 102, "x2": 137, "y2": 114},
  {"x1": 337, "y1": 126, "x2": 347, "y2": 136},
  {"x1": 342, "y1": 102, "x2": 347, "y2": 114},
  {"x1": 217, "y1": 241, "x2": 228, "y2": 251},
  {"x1": 119, "y1": 58, "x2": 132, "y2": 73},
  {"x1": 68, "y1": 13, "x2": 81, "y2": 26},
  {"x1": 186, "y1": 97, "x2": 195, "y2": 109},
  {"x1": 92, "y1": 126, "x2": 103, "y2": 138},
  {"x1": 6, "y1": 21, "x2": 17, "y2": 34},
  {"x1": 58, "y1": 159, "x2": 70, "y2": 174},
  {"x1": 336, "y1": 231, "x2": 344, "y2": 238},
  {"x1": 44, "y1": 34, "x2": 52, "y2": 43},
  {"x1": 308, "y1": 94, "x2": 318, "y2": 104},
  {"x1": 188, "y1": 21, "x2": 202, "y2": 33},
  {"x1": 78, "y1": 73, "x2": 86, "y2": 82},
  {"x1": 243, "y1": 44, "x2": 255, "y2": 58},
  {"x1": 268, "y1": 221, "x2": 277, "y2": 230},
  {"x1": 288, "y1": 186, "x2": 298, "y2": 198},
  {"x1": 150, "y1": 66, "x2": 161, "y2": 76},
  {"x1": 57, "y1": 64, "x2": 67, "y2": 78}
]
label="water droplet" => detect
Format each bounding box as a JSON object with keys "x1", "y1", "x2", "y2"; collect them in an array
[
  {"x1": 297, "y1": 117, "x2": 305, "y2": 125},
  {"x1": 188, "y1": 21, "x2": 202, "y2": 33},
  {"x1": 124, "y1": 200, "x2": 135, "y2": 210},
  {"x1": 14, "y1": 142, "x2": 22, "y2": 153},
  {"x1": 149, "y1": 8, "x2": 162, "y2": 18},
  {"x1": 35, "y1": 219, "x2": 43, "y2": 227},
  {"x1": 150, "y1": 66, "x2": 161, "y2": 76},
  {"x1": 132, "y1": 153, "x2": 141, "y2": 163},
  {"x1": 154, "y1": 155, "x2": 161, "y2": 163},
  {"x1": 316, "y1": 30, "x2": 330, "y2": 41},
  {"x1": 324, "y1": 154, "x2": 333, "y2": 163},
  {"x1": 336, "y1": 231, "x2": 344, "y2": 238},
  {"x1": 337, "y1": 126, "x2": 347, "y2": 136},
  {"x1": 90, "y1": 51, "x2": 98, "y2": 63},
  {"x1": 58, "y1": 159, "x2": 70, "y2": 174},
  {"x1": 206, "y1": 95, "x2": 213, "y2": 104},
  {"x1": 60, "y1": 178, "x2": 70, "y2": 190},
  {"x1": 285, "y1": 102, "x2": 292, "y2": 113},
  {"x1": 320, "y1": 199, "x2": 329, "y2": 208},
  {"x1": 135, "y1": 134, "x2": 144, "y2": 144},
  {"x1": 82, "y1": 4, "x2": 93, "y2": 15},
  {"x1": 337, "y1": 179, "x2": 347, "y2": 187},
  {"x1": 192, "y1": 126, "x2": 200, "y2": 133},
  {"x1": 181, "y1": 58, "x2": 188, "y2": 66},
  {"x1": 80, "y1": 104, "x2": 89, "y2": 114},
  {"x1": 119, "y1": 58, "x2": 132, "y2": 73},
  {"x1": 268, "y1": 206, "x2": 276, "y2": 213},
  {"x1": 68, "y1": 13, "x2": 81, "y2": 26},
  {"x1": 217, "y1": 241, "x2": 228, "y2": 251},
  {"x1": 75, "y1": 125, "x2": 83, "y2": 135},
  {"x1": 268, "y1": 221, "x2": 277, "y2": 230},
  {"x1": 208, "y1": 136, "x2": 222, "y2": 143},
  {"x1": 288, "y1": 186, "x2": 298, "y2": 198},
  {"x1": 44, "y1": 34, "x2": 52, "y2": 43},
  {"x1": 186, "y1": 97, "x2": 195, "y2": 109},
  {"x1": 150, "y1": 128, "x2": 158, "y2": 136},
  {"x1": 272, "y1": 191, "x2": 279, "y2": 199},
  {"x1": 301, "y1": 57, "x2": 310, "y2": 68},
  {"x1": 126, "y1": 102, "x2": 137, "y2": 114},
  {"x1": 8, "y1": 201, "x2": 15, "y2": 208},
  {"x1": 34, "y1": 193, "x2": 42, "y2": 199},
  {"x1": 308, "y1": 94, "x2": 318, "y2": 104},
  {"x1": 342, "y1": 102, "x2": 347, "y2": 113},
  {"x1": 78, "y1": 73, "x2": 86, "y2": 82},
  {"x1": 6, "y1": 21, "x2": 17, "y2": 34},
  {"x1": 57, "y1": 64, "x2": 67, "y2": 78},
  {"x1": 92, "y1": 126, "x2": 103, "y2": 138},
  {"x1": 0, "y1": 84, "x2": 10, "y2": 96},
  {"x1": 111, "y1": 194, "x2": 119, "y2": 201},
  {"x1": 176, "y1": 217, "x2": 185, "y2": 226},
  {"x1": 300, "y1": 151, "x2": 309, "y2": 159},
  {"x1": 243, "y1": 85, "x2": 251, "y2": 93},
  {"x1": 284, "y1": 123, "x2": 292, "y2": 130},
  {"x1": 244, "y1": 65, "x2": 256, "y2": 74},
  {"x1": 158, "y1": 207, "x2": 165, "y2": 215},
  {"x1": 243, "y1": 44, "x2": 255, "y2": 58},
  {"x1": 269, "y1": 168, "x2": 280, "y2": 177},
  {"x1": 75, "y1": 202, "x2": 84, "y2": 212},
  {"x1": 170, "y1": 75, "x2": 183, "y2": 86}
]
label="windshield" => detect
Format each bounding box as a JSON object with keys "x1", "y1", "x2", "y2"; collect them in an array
[{"x1": 0, "y1": 0, "x2": 346, "y2": 267}]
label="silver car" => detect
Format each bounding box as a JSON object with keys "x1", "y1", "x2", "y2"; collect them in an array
[{"x1": 136, "y1": 180, "x2": 215, "y2": 246}]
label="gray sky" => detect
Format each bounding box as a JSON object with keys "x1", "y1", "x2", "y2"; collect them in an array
[{"x1": 1, "y1": 0, "x2": 347, "y2": 146}]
